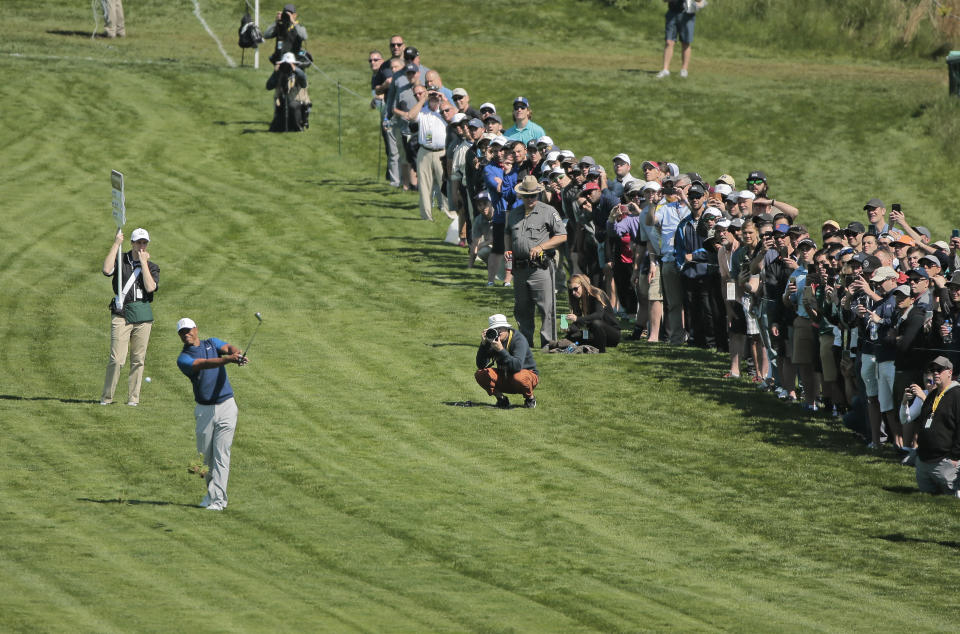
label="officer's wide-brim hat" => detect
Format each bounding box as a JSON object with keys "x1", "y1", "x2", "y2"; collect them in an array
[{"x1": 514, "y1": 175, "x2": 544, "y2": 196}]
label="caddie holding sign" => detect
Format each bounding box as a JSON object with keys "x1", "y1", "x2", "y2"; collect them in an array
[{"x1": 100, "y1": 171, "x2": 160, "y2": 406}]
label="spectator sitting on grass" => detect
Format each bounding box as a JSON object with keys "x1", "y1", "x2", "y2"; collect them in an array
[{"x1": 564, "y1": 274, "x2": 621, "y2": 353}]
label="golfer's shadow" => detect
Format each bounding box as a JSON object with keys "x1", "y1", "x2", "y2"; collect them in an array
[
  {"x1": 0, "y1": 394, "x2": 99, "y2": 404},
  {"x1": 78, "y1": 497, "x2": 201, "y2": 509},
  {"x1": 442, "y1": 400, "x2": 515, "y2": 409}
]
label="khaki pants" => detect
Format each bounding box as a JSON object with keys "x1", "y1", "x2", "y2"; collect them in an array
[
  {"x1": 475, "y1": 368, "x2": 539, "y2": 399},
  {"x1": 101, "y1": 315, "x2": 152, "y2": 404},
  {"x1": 103, "y1": 0, "x2": 125, "y2": 37},
  {"x1": 416, "y1": 147, "x2": 444, "y2": 221}
]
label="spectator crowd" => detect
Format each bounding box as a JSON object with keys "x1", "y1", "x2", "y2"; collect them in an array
[{"x1": 365, "y1": 34, "x2": 960, "y2": 473}]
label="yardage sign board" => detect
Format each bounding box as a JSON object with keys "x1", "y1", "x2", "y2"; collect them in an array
[{"x1": 111, "y1": 170, "x2": 126, "y2": 228}]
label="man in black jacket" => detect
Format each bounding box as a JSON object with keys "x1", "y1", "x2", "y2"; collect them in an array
[
  {"x1": 914, "y1": 356, "x2": 960, "y2": 495},
  {"x1": 475, "y1": 314, "x2": 539, "y2": 409}
]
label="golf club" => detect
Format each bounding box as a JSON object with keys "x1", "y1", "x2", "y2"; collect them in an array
[{"x1": 240, "y1": 312, "x2": 262, "y2": 361}]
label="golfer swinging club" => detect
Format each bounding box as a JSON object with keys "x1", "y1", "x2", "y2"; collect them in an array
[{"x1": 176, "y1": 317, "x2": 248, "y2": 511}]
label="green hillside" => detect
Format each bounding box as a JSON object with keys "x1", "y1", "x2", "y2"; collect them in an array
[{"x1": 2, "y1": 0, "x2": 960, "y2": 631}]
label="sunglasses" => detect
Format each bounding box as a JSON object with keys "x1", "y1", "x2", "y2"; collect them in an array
[
  {"x1": 628, "y1": 191, "x2": 643, "y2": 198},
  {"x1": 453, "y1": 95, "x2": 465, "y2": 101},
  {"x1": 480, "y1": 108, "x2": 494, "y2": 113},
  {"x1": 441, "y1": 108, "x2": 454, "y2": 113},
  {"x1": 747, "y1": 179, "x2": 764, "y2": 185},
  {"x1": 390, "y1": 42, "x2": 404, "y2": 47},
  {"x1": 513, "y1": 104, "x2": 527, "y2": 110},
  {"x1": 368, "y1": 58, "x2": 382, "y2": 63}
]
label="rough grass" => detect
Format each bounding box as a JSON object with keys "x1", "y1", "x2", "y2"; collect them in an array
[{"x1": 2, "y1": 0, "x2": 960, "y2": 631}]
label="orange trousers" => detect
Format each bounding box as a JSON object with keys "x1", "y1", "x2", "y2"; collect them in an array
[{"x1": 474, "y1": 368, "x2": 539, "y2": 399}]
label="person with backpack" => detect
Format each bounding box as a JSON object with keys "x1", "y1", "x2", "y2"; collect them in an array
[
  {"x1": 263, "y1": 4, "x2": 309, "y2": 66},
  {"x1": 266, "y1": 52, "x2": 310, "y2": 132}
]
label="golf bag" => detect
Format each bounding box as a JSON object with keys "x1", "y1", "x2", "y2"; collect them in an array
[{"x1": 238, "y1": 13, "x2": 263, "y2": 49}]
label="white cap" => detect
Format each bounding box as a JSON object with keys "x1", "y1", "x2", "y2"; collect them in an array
[
  {"x1": 479, "y1": 102, "x2": 496, "y2": 113},
  {"x1": 714, "y1": 183, "x2": 733, "y2": 197},
  {"x1": 642, "y1": 181, "x2": 662, "y2": 192},
  {"x1": 280, "y1": 52, "x2": 298, "y2": 65},
  {"x1": 450, "y1": 112, "x2": 467, "y2": 124},
  {"x1": 545, "y1": 150, "x2": 560, "y2": 162},
  {"x1": 612, "y1": 153, "x2": 631, "y2": 165},
  {"x1": 703, "y1": 208, "x2": 723, "y2": 218},
  {"x1": 176, "y1": 317, "x2": 197, "y2": 332},
  {"x1": 537, "y1": 135, "x2": 554, "y2": 147},
  {"x1": 737, "y1": 190, "x2": 756, "y2": 201},
  {"x1": 490, "y1": 135, "x2": 508, "y2": 147},
  {"x1": 487, "y1": 313, "x2": 510, "y2": 330},
  {"x1": 559, "y1": 150, "x2": 575, "y2": 161},
  {"x1": 130, "y1": 227, "x2": 150, "y2": 242},
  {"x1": 716, "y1": 218, "x2": 732, "y2": 228},
  {"x1": 550, "y1": 167, "x2": 566, "y2": 178},
  {"x1": 665, "y1": 162, "x2": 680, "y2": 178}
]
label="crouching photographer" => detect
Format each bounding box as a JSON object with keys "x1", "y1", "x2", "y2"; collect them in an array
[
  {"x1": 266, "y1": 52, "x2": 310, "y2": 132},
  {"x1": 475, "y1": 314, "x2": 539, "y2": 409}
]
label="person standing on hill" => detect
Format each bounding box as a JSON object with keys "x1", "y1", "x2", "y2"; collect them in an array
[
  {"x1": 176, "y1": 318, "x2": 247, "y2": 511},
  {"x1": 264, "y1": 4, "x2": 308, "y2": 65},
  {"x1": 503, "y1": 97, "x2": 546, "y2": 145},
  {"x1": 913, "y1": 357, "x2": 960, "y2": 495},
  {"x1": 100, "y1": 228, "x2": 158, "y2": 407},
  {"x1": 657, "y1": 0, "x2": 702, "y2": 79}
]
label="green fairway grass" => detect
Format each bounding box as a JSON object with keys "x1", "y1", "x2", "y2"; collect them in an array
[{"x1": 2, "y1": 0, "x2": 960, "y2": 630}]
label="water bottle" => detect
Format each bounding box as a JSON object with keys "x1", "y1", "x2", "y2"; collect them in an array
[
  {"x1": 945, "y1": 319, "x2": 954, "y2": 344},
  {"x1": 559, "y1": 314, "x2": 568, "y2": 330},
  {"x1": 868, "y1": 320, "x2": 878, "y2": 341}
]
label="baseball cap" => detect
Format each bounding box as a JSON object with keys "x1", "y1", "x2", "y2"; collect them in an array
[
  {"x1": 641, "y1": 160, "x2": 659, "y2": 171},
  {"x1": 737, "y1": 190, "x2": 756, "y2": 201},
  {"x1": 545, "y1": 150, "x2": 560, "y2": 162},
  {"x1": 715, "y1": 174, "x2": 736, "y2": 187},
  {"x1": 747, "y1": 170, "x2": 767, "y2": 182},
  {"x1": 642, "y1": 181, "x2": 661, "y2": 192},
  {"x1": 487, "y1": 113, "x2": 502, "y2": 124},
  {"x1": 467, "y1": 117, "x2": 484, "y2": 129},
  {"x1": 796, "y1": 238, "x2": 817, "y2": 250},
  {"x1": 478, "y1": 102, "x2": 496, "y2": 113},
  {"x1": 176, "y1": 317, "x2": 197, "y2": 332},
  {"x1": 586, "y1": 165, "x2": 603, "y2": 177},
  {"x1": 581, "y1": 181, "x2": 600, "y2": 192},
  {"x1": 404, "y1": 63, "x2": 417, "y2": 74},
  {"x1": 550, "y1": 167, "x2": 566, "y2": 178},
  {"x1": 489, "y1": 135, "x2": 508, "y2": 147},
  {"x1": 845, "y1": 221, "x2": 866, "y2": 234},
  {"x1": 403, "y1": 46, "x2": 419, "y2": 60},
  {"x1": 283, "y1": 3, "x2": 296, "y2": 12},
  {"x1": 559, "y1": 150, "x2": 576, "y2": 163},
  {"x1": 933, "y1": 240, "x2": 950, "y2": 251},
  {"x1": 537, "y1": 136, "x2": 554, "y2": 147},
  {"x1": 919, "y1": 254, "x2": 941, "y2": 268},
  {"x1": 579, "y1": 156, "x2": 596, "y2": 167},
  {"x1": 474, "y1": 190, "x2": 491, "y2": 201},
  {"x1": 927, "y1": 356, "x2": 953, "y2": 371},
  {"x1": 130, "y1": 227, "x2": 150, "y2": 242},
  {"x1": 665, "y1": 163, "x2": 680, "y2": 178},
  {"x1": 822, "y1": 220, "x2": 841, "y2": 230},
  {"x1": 450, "y1": 113, "x2": 467, "y2": 124},
  {"x1": 624, "y1": 179, "x2": 644, "y2": 194},
  {"x1": 914, "y1": 226, "x2": 931, "y2": 240},
  {"x1": 870, "y1": 266, "x2": 898, "y2": 282},
  {"x1": 513, "y1": 96, "x2": 529, "y2": 108},
  {"x1": 906, "y1": 267, "x2": 929, "y2": 279},
  {"x1": 893, "y1": 284, "x2": 912, "y2": 296},
  {"x1": 891, "y1": 234, "x2": 915, "y2": 246},
  {"x1": 714, "y1": 183, "x2": 733, "y2": 197},
  {"x1": 730, "y1": 217, "x2": 745, "y2": 229},
  {"x1": 946, "y1": 272, "x2": 960, "y2": 288},
  {"x1": 451, "y1": 87, "x2": 468, "y2": 98},
  {"x1": 612, "y1": 153, "x2": 631, "y2": 165},
  {"x1": 702, "y1": 208, "x2": 722, "y2": 219},
  {"x1": 864, "y1": 197, "x2": 884, "y2": 210}
]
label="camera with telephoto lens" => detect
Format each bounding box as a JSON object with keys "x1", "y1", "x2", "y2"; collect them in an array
[
  {"x1": 484, "y1": 328, "x2": 499, "y2": 342},
  {"x1": 280, "y1": 10, "x2": 292, "y2": 24}
]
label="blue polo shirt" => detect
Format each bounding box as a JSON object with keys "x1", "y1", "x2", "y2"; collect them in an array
[
  {"x1": 177, "y1": 338, "x2": 234, "y2": 405},
  {"x1": 504, "y1": 120, "x2": 545, "y2": 145}
]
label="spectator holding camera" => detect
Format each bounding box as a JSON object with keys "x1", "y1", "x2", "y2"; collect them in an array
[
  {"x1": 399, "y1": 86, "x2": 449, "y2": 221},
  {"x1": 475, "y1": 314, "x2": 539, "y2": 409},
  {"x1": 266, "y1": 52, "x2": 310, "y2": 132},
  {"x1": 263, "y1": 4, "x2": 308, "y2": 65},
  {"x1": 912, "y1": 356, "x2": 960, "y2": 494}
]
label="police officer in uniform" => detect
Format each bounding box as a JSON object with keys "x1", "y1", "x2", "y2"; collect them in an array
[{"x1": 507, "y1": 175, "x2": 568, "y2": 347}]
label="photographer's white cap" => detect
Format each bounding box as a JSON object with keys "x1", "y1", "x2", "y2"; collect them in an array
[
  {"x1": 280, "y1": 52, "x2": 298, "y2": 65},
  {"x1": 130, "y1": 227, "x2": 150, "y2": 242},
  {"x1": 487, "y1": 314, "x2": 510, "y2": 330},
  {"x1": 176, "y1": 317, "x2": 197, "y2": 332}
]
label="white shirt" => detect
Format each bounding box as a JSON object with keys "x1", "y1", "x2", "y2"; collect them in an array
[{"x1": 416, "y1": 109, "x2": 447, "y2": 150}]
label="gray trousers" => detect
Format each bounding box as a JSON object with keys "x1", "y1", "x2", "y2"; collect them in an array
[
  {"x1": 916, "y1": 456, "x2": 958, "y2": 494},
  {"x1": 195, "y1": 397, "x2": 238, "y2": 508},
  {"x1": 383, "y1": 122, "x2": 400, "y2": 187},
  {"x1": 513, "y1": 263, "x2": 557, "y2": 348},
  {"x1": 660, "y1": 260, "x2": 685, "y2": 345}
]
